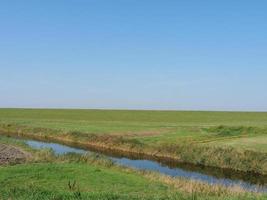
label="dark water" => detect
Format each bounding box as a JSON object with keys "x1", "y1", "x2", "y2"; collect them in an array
[{"x1": 25, "y1": 139, "x2": 267, "y2": 193}]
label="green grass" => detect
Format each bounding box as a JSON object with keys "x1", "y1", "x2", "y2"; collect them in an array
[
  {"x1": 1, "y1": 108, "x2": 267, "y2": 126},
  {"x1": 1, "y1": 108, "x2": 267, "y2": 147},
  {"x1": 210, "y1": 135, "x2": 267, "y2": 152},
  {"x1": 1, "y1": 109, "x2": 267, "y2": 135},
  {"x1": 0, "y1": 163, "x2": 177, "y2": 200},
  {"x1": 0, "y1": 163, "x2": 169, "y2": 196},
  {"x1": 0, "y1": 108, "x2": 266, "y2": 174},
  {"x1": 0, "y1": 163, "x2": 261, "y2": 200}
]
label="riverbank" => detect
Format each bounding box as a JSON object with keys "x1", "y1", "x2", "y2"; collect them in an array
[
  {"x1": 0, "y1": 135, "x2": 266, "y2": 200},
  {"x1": 0, "y1": 162, "x2": 259, "y2": 200}
]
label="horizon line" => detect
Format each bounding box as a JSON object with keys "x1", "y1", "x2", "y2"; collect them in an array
[{"x1": 1, "y1": 107, "x2": 267, "y2": 113}]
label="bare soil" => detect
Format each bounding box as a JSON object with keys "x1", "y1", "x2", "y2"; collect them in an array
[{"x1": 0, "y1": 143, "x2": 29, "y2": 165}]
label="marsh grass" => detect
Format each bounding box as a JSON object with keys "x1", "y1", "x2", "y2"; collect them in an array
[{"x1": 205, "y1": 126, "x2": 267, "y2": 137}]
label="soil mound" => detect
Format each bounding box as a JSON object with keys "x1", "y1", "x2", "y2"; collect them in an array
[{"x1": 0, "y1": 144, "x2": 28, "y2": 165}]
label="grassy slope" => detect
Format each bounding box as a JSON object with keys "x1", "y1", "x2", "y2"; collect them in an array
[
  {"x1": 1, "y1": 162, "x2": 264, "y2": 200},
  {"x1": 0, "y1": 163, "x2": 171, "y2": 199},
  {"x1": 0, "y1": 108, "x2": 266, "y2": 174},
  {"x1": 0, "y1": 163, "x2": 266, "y2": 200}
]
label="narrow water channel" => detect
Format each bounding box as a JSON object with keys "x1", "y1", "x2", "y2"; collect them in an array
[
  {"x1": 22, "y1": 138, "x2": 267, "y2": 193},
  {"x1": 25, "y1": 140, "x2": 267, "y2": 192}
]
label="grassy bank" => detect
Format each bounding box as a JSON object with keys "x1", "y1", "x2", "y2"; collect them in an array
[
  {"x1": 1, "y1": 162, "x2": 264, "y2": 200},
  {"x1": 0, "y1": 109, "x2": 266, "y2": 175}
]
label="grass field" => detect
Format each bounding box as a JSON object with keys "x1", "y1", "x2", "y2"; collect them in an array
[
  {"x1": 0, "y1": 163, "x2": 173, "y2": 199},
  {"x1": 0, "y1": 108, "x2": 266, "y2": 174}
]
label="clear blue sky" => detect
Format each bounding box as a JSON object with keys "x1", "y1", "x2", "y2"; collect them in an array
[{"x1": 1, "y1": 1, "x2": 267, "y2": 111}]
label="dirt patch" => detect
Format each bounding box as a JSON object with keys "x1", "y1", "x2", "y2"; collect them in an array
[{"x1": 0, "y1": 143, "x2": 29, "y2": 165}]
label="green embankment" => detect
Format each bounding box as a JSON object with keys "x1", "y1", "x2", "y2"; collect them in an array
[
  {"x1": 0, "y1": 163, "x2": 174, "y2": 200},
  {"x1": 0, "y1": 163, "x2": 265, "y2": 200}
]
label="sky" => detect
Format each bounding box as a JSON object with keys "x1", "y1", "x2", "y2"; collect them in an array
[{"x1": 0, "y1": 0, "x2": 267, "y2": 111}]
